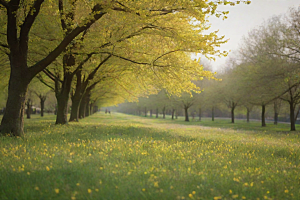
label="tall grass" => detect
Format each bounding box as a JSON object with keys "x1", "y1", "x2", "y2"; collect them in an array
[{"x1": 0, "y1": 113, "x2": 299, "y2": 200}]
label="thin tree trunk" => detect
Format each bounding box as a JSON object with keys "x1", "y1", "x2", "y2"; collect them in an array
[
  {"x1": 162, "y1": 107, "x2": 166, "y2": 119},
  {"x1": 79, "y1": 97, "x2": 86, "y2": 119},
  {"x1": 274, "y1": 112, "x2": 278, "y2": 125},
  {"x1": 246, "y1": 107, "x2": 250, "y2": 123},
  {"x1": 184, "y1": 106, "x2": 189, "y2": 122},
  {"x1": 231, "y1": 107, "x2": 235, "y2": 123},
  {"x1": 289, "y1": 101, "x2": 296, "y2": 131},
  {"x1": 26, "y1": 99, "x2": 32, "y2": 119},
  {"x1": 40, "y1": 96, "x2": 46, "y2": 117},
  {"x1": 144, "y1": 107, "x2": 147, "y2": 117},
  {"x1": 150, "y1": 109, "x2": 152, "y2": 117},
  {"x1": 262, "y1": 104, "x2": 266, "y2": 127},
  {"x1": 156, "y1": 108, "x2": 158, "y2": 118},
  {"x1": 212, "y1": 106, "x2": 215, "y2": 121},
  {"x1": 171, "y1": 109, "x2": 175, "y2": 120}
]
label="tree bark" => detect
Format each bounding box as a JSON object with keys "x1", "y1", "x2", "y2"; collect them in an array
[
  {"x1": 262, "y1": 104, "x2": 266, "y2": 127},
  {"x1": 39, "y1": 95, "x2": 46, "y2": 117},
  {"x1": 162, "y1": 106, "x2": 166, "y2": 119},
  {"x1": 289, "y1": 101, "x2": 296, "y2": 131},
  {"x1": 212, "y1": 106, "x2": 215, "y2": 121},
  {"x1": 171, "y1": 109, "x2": 175, "y2": 120},
  {"x1": 184, "y1": 106, "x2": 189, "y2": 122},
  {"x1": 26, "y1": 99, "x2": 32, "y2": 119},
  {"x1": 156, "y1": 108, "x2": 158, "y2": 118},
  {"x1": 246, "y1": 107, "x2": 250, "y2": 123},
  {"x1": 79, "y1": 97, "x2": 86, "y2": 119},
  {"x1": 69, "y1": 93, "x2": 81, "y2": 122},
  {"x1": 144, "y1": 107, "x2": 147, "y2": 117},
  {"x1": 55, "y1": 69, "x2": 73, "y2": 124},
  {"x1": 0, "y1": 66, "x2": 29, "y2": 136},
  {"x1": 231, "y1": 106, "x2": 235, "y2": 123},
  {"x1": 274, "y1": 112, "x2": 278, "y2": 125}
]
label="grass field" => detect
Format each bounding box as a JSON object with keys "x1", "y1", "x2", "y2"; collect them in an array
[{"x1": 0, "y1": 113, "x2": 299, "y2": 200}]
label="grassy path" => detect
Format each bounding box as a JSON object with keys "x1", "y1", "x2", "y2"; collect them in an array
[{"x1": 0, "y1": 113, "x2": 299, "y2": 200}]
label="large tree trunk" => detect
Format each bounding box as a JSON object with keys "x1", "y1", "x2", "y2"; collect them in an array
[
  {"x1": 1, "y1": 70, "x2": 28, "y2": 136},
  {"x1": 55, "y1": 70, "x2": 73, "y2": 124},
  {"x1": 262, "y1": 104, "x2": 266, "y2": 127},
  {"x1": 184, "y1": 106, "x2": 189, "y2": 122},
  {"x1": 79, "y1": 97, "x2": 86, "y2": 119},
  {"x1": 69, "y1": 92, "x2": 82, "y2": 122},
  {"x1": 289, "y1": 101, "x2": 296, "y2": 131}
]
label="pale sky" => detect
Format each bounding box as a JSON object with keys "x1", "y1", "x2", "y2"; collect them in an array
[{"x1": 203, "y1": 0, "x2": 300, "y2": 71}]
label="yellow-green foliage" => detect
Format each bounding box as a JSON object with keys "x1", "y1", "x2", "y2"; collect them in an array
[{"x1": 0, "y1": 113, "x2": 299, "y2": 200}]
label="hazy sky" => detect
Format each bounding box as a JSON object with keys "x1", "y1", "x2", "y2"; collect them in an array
[{"x1": 204, "y1": 0, "x2": 300, "y2": 71}]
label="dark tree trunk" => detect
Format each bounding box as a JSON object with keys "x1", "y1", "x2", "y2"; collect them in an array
[
  {"x1": 212, "y1": 106, "x2": 215, "y2": 121},
  {"x1": 246, "y1": 107, "x2": 250, "y2": 123},
  {"x1": 55, "y1": 71, "x2": 73, "y2": 125},
  {"x1": 171, "y1": 109, "x2": 175, "y2": 120},
  {"x1": 26, "y1": 99, "x2": 32, "y2": 119},
  {"x1": 274, "y1": 112, "x2": 278, "y2": 125},
  {"x1": 294, "y1": 106, "x2": 300, "y2": 125},
  {"x1": 262, "y1": 104, "x2": 266, "y2": 127},
  {"x1": 70, "y1": 93, "x2": 81, "y2": 122},
  {"x1": 79, "y1": 98, "x2": 86, "y2": 119},
  {"x1": 184, "y1": 106, "x2": 189, "y2": 122},
  {"x1": 156, "y1": 108, "x2": 158, "y2": 118},
  {"x1": 0, "y1": 1, "x2": 107, "y2": 137},
  {"x1": 231, "y1": 107, "x2": 235, "y2": 123},
  {"x1": 39, "y1": 96, "x2": 46, "y2": 117},
  {"x1": 150, "y1": 109, "x2": 153, "y2": 117},
  {"x1": 89, "y1": 103, "x2": 93, "y2": 115},
  {"x1": 85, "y1": 96, "x2": 91, "y2": 117},
  {"x1": 144, "y1": 107, "x2": 147, "y2": 117},
  {"x1": 198, "y1": 108, "x2": 201, "y2": 121},
  {"x1": 0, "y1": 67, "x2": 29, "y2": 136},
  {"x1": 162, "y1": 107, "x2": 166, "y2": 119},
  {"x1": 289, "y1": 101, "x2": 296, "y2": 131}
]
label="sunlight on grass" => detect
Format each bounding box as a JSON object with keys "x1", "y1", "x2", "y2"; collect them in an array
[{"x1": 0, "y1": 113, "x2": 299, "y2": 199}]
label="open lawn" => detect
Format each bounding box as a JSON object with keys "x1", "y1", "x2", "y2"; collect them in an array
[{"x1": 0, "y1": 113, "x2": 299, "y2": 200}]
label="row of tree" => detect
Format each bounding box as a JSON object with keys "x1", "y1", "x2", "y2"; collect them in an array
[
  {"x1": 1, "y1": 0, "x2": 252, "y2": 136},
  {"x1": 117, "y1": 7, "x2": 300, "y2": 131}
]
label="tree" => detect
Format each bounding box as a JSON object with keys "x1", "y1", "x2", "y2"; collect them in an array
[{"x1": 0, "y1": 0, "x2": 250, "y2": 136}]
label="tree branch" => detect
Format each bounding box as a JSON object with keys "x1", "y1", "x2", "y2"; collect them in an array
[
  {"x1": 28, "y1": 4, "x2": 107, "y2": 80},
  {"x1": 20, "y1": 0, "x2": 44, "y2": 51},
  {"x1": 0, "y1": 0, "x2": 8, "y2": 8}
]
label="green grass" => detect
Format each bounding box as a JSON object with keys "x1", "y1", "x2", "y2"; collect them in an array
[
  {"x1": 0, "y1": 113, "x2": 299, "y2": 200},
  {"x1": 139, "y1": 114, "x2": 299, "y2": 132}
]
